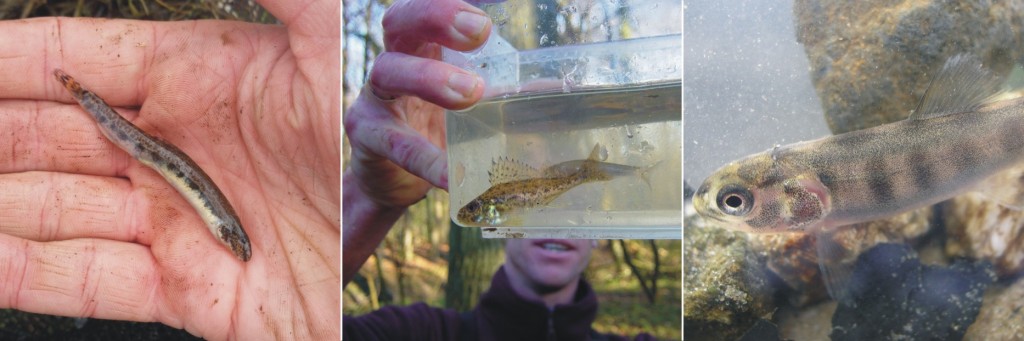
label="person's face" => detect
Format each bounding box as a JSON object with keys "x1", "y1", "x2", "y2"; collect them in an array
[{"x1": 504, "y1": 239, "x2": 594, "y2": 293}]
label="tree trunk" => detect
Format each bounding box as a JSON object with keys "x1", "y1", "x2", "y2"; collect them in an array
[{"x1": 445, "y1": 223, "x2": 505, "y2": 311}]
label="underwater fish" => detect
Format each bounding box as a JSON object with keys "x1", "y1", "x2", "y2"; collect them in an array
[
  {"x1": 692, "y1": 54, "x2": 1022, "y2": 300},
  {"x1": 457, "y1": 144, "x2": 653, "y2": 226}
]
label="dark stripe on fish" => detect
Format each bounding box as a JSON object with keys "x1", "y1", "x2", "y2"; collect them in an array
[
  {"x1": 953, "y1": 140, "x2": 980, "y2": 178},
  {"x1": 816, "y1": 169, "x2": 838, "y2": 192},
  {"x1": 866, "y1": 156, "x2": 895, "y2": 204},
  {"x1": 909, "y1": 149, "x2": 934, "y2": 194},
  {"x1": 998, "y1": 122, "x2": 1023, "y2": 156}
]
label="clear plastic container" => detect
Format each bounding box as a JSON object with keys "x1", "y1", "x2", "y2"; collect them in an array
[{"x1": 445, "y1": 29, "x2": 681, "y2": 239}]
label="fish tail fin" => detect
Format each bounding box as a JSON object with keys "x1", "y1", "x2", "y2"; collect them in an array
[{"x1": 638, "y1": 160, "x2": 662, "y2": 190}]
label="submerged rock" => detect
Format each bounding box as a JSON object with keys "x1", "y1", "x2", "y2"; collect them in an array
[
  {"x1": 830, "y1": 244, "x2": 995, "y2": 341},
  {"x1": 737, "y1": 319, "x2": 787, "y2": 341},
  {"x1": 683, "y1": 216, "x2": 773, "y2": 341},
  {"x1": 793, "y1": 0, "x2": 1023, "y2": 134},
  {"x1": 945, "y1": 166, "x2": 1024, "y2": 278},
  {"x1": 964, "y1": 278, "x2": 1024, "y2": 340}
]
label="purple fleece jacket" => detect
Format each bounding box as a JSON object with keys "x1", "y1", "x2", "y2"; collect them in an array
[{"x1": 343, "y1": 266, "x2": 656, "y2": 341}]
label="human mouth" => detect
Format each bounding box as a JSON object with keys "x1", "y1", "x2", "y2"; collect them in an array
[
  {"x1": 541, "y1": 242, "x2": 568, "y2": 251},
  {"x1": 533, "y1": 239, "x2": 576, "y2": 253}
]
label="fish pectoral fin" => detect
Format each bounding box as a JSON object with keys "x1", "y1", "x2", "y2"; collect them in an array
[
  {"x1": 504, "y1": 215, "x2": 524, "y2": 226},
  {"x1": 489, "y1": 214, "x2": 524, "y2": 227},
  {"x1": 909, "y1": 54, "x2": 1003, "y2": 120},
  {"x1": 815, "y1": 229, "x2": 858, "y2": 305},
  {"x1": 489, "y1": 157, "x2": 541, "y2": 184}
]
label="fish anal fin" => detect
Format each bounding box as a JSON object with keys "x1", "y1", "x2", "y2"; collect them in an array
[
  {"x1": 971, "y1": 167, "x2": 1024, "y2": 210},
  {"x1": 488, "y1": 157, "x2": 540, "y2": 185},
  {"x1": 909, "y1": 54, "x2": 1003, "y2": 120}
]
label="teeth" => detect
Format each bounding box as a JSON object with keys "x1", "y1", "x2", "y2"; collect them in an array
[{"x1": 542, "y1": 243, "x2": 568, "y2": 251}]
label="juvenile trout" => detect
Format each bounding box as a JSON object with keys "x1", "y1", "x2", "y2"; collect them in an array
[
  {"x1": 692, "y1": 54, "x2": 1021, "y2": 298},
  {"x1": 457, "y1": 144, "x2": 652, "y2": 226},
  {"x1": 54, "y1": 69, "x2": 252, "y2": 262}
]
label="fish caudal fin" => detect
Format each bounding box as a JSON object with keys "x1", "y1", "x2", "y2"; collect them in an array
[{"x1": 638, "y1": 160, "x2": 662, "y2": 190}]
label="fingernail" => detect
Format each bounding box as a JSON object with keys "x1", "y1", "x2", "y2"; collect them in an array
[
  {"x1": 453, "y1": 10, "x2": 488, "y2": 40},
  {"x1": 447, "y1": 72, "x2": 480, "y2": 99}
]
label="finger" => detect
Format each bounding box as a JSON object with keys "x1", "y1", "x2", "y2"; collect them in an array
[
  {"x1": 346, "y1": 95, "x2": 449, "y2": 190},
  {"x1": 369, "y1": 53, "x2": 484, "y2": 110},
  {"x1": 257, "y1": 0, "x2": 340, "y2": 108},
  {"x1": 0, "y1": 171, "x2": 144, "y2": 243},
  {"x1": 0, "y1": 144, "x2": 237, "y2": 260},
  {"x1": 383, "y1": 0, "x2": 491, "y2": 54},
  {"x1": 0, "y1": 17, "x2": 268, "y2": 105},
  {"x1": 0, "y1": 233, "x2": 244, "y2": 330},
  {"x1": 0, "y1": 100, "x2": 134, "y2": 177},
  {"x1": 0, "y1": 235, "x2": 161, "y2": 323},
  {"x1": 0, "y1": 17, "x2": 149, "y2": 104},
  {"x1": 258, "y1": 0, "x2": 337, "y2": 38}
]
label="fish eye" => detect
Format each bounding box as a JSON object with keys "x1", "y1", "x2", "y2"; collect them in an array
[
  {"x1": 716, "y1": 185, "x2": 753, "y2": 216},
  {"x1": 465, "y1": 201, "x2": 480, "y2": 212}
]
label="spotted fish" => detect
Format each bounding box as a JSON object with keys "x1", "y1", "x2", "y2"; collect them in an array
[
  {"x1": 54, "y1": 69, "x2": 252, "y2": 261},
  {"x1": 457, "y1": 144, "x2": 653, "y2": 226}
]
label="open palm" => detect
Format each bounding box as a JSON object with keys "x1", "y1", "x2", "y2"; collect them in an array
[{"x1": 0, "y1": 1, "x2": 338, "y2": 340}]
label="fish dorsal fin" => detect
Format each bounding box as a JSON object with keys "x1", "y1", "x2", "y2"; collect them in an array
[
  {"x1": 910, "y1": 54, "x2": 1003, "y2": 120},
  {"x1": 488, "y1": 157, "x2": 540, "y2": 184}
]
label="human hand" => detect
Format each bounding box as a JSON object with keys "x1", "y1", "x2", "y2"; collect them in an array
[
  {"x1": 0, "y1": 0, "x2": 339, "y2": 340},
  {"x1": 344, "y1": 0, "x2": 490, "y2": 208},
  {"x1": 341, "y1": 0, "x2": 490, "y2": 286}
]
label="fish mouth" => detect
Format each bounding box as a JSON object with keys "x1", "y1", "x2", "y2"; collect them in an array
[{"x1": 690, "y1": 188, "x2": 721, "y2": 221}]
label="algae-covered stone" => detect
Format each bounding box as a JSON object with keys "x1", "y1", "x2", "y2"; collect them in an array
[
  {"x1": 794, "y1": 0, "x2": 1023, "y2": 134},
  {"x1": 683, "y1": 215, "x2": 773, "y2": 341}
]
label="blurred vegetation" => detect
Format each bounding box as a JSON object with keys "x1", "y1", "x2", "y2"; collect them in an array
[
  {"x1": 0, "y1": 0, "x2": 274, "y2": 22},
  {"x1": 0, "y1": 1, "x2": 275, "y2": 340},
  {"x1": 341, "y1": 207, "x2": 683, "y2": 339},
  {"x1": 342, "y1": 0, "x2": 681, "y2": 339}
]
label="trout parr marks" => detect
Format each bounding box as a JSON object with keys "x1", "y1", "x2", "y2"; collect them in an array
[
  {"x1": 456, "y1": 144, "x2": 653, "y2": 226},
  {"x1": 54, "y1": 69, "x2": 252, "y2": 262},
  {"x1": 692, "y1": 54, "x2": 1024, "y2": 302}
]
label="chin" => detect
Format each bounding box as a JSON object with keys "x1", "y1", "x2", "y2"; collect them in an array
[{"x1": 530, "y1": 269, "x2": 578, "y2": 288}]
